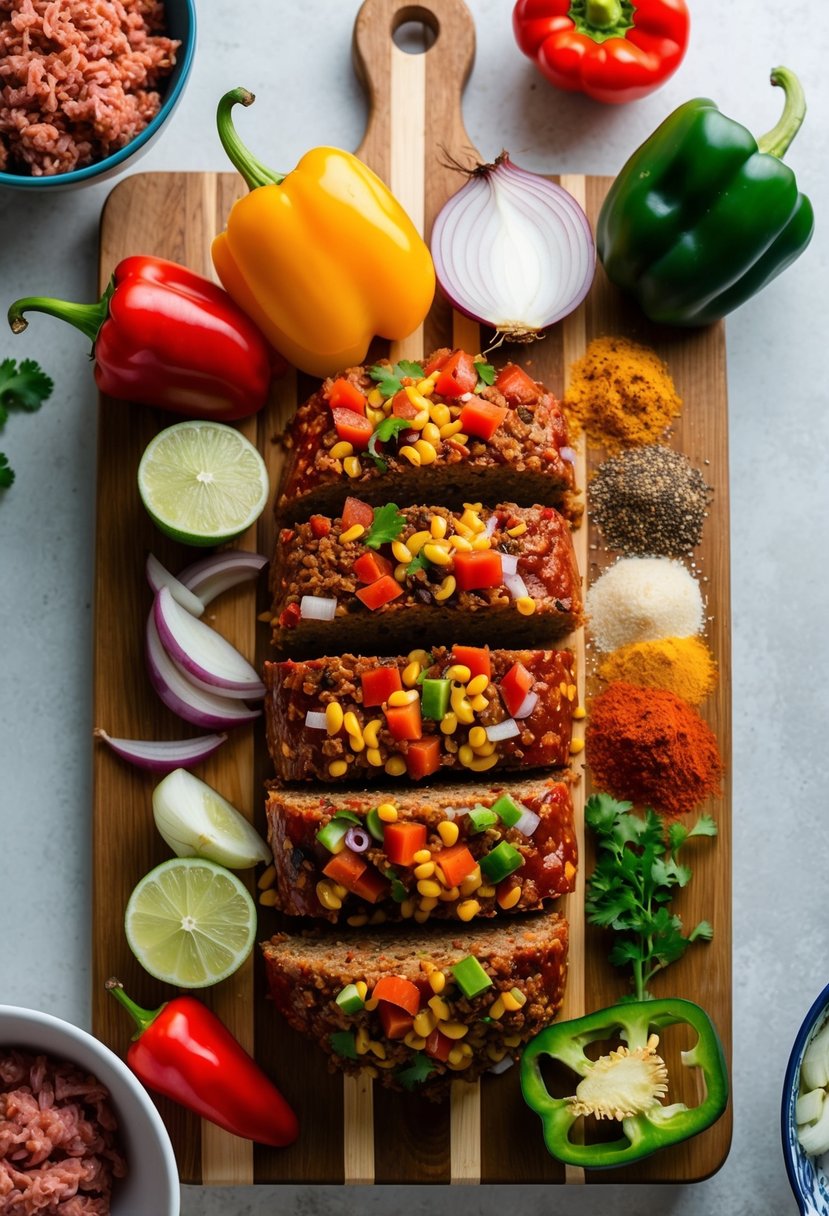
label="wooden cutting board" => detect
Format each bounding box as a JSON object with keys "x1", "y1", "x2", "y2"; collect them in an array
[{"x1": 91, "y1": 0, "x2": 731, "y2": 1185}]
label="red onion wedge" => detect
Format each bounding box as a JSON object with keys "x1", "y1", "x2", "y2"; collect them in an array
[
  {"x1": 513, "y1": 689, "x2": 539, "y2": 720},
  {"x1": 94, "y1": 727, "x2": 227, "y2": 773},
  {"x1": 177, "y1": 550, "x2": 268, "y2": 607},
  {"x1": 153, "y1": 586, "x2": 265, "y2": 698},
  {"x1": 431, "y1": 153, "x2": 595, "y2": 343},
  {"x1": 146, "y1": 553, "x2": 206, "y2": 618},
  {"x1": 146, "y1": 613, "x2": 261, "y2": 729}
]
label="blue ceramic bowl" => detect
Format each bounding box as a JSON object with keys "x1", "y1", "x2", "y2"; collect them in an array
[
  {"x1": 0, "y1": 0, "x2": 195, "y2": 192},
  {"x1": 783, "y1": 982, "x2": 829, "y2": 1215}
]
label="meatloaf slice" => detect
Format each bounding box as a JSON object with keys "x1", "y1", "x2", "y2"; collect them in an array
[
  {"x1": 264, "y1": 646, "x2": 577, "y2": 782},
  {"x1": 276, "y1": 349, "x2": 578, "y2": 523},
  {"x1": 261, "y1": 913, "x2": 568, "y2": 1098},
  {"x1": 271, "y1": 501, "x2": 582, "y2": 657},
  {"x1": 265, "y1": 777, "x2": 577, "y2": 922}
]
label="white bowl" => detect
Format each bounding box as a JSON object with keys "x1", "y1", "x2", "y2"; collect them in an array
[{"x1": 0, "y1": 1004, "x2": 180, "y2": 1215}]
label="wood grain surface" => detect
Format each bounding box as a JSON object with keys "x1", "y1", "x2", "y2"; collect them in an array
[{"x1": 91, "y1": 0, "x2": 731, "y2": 1186}]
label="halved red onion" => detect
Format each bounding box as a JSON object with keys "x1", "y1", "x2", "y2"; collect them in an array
[
  {"x1": 504, "y1": 572, "x2": 529, "y2": 600},
  {"x1": 146, "y1": 553, "x2": 205, "y2": 617},
  {"x1": 500, "y1": 553, "x2": 519, "y2": 577},
  {"x1": 94, "y1": 727, "x2": 227, "y2": 773},
  {"x1": 485, "y1": 718, "x2": 520, "y2": 743},
  {"x1": 154, "y1": 586, "x2": 265, "y2": 698},
  {"x1": 513, "y1": 805, "x2": 541, "y2": 837},
  {"x1": 146, "y1": 613, "x2": 261, "y2": 729},
  {"x1": 513, "y1": 690, "x2": 539, "y2": 720},
  {"x1": 305, "y1": 710, "x2": 328, "y2": 730},
  {"x1": 300, "y1": 595, "x2": 337, "y2": 622},
  {"x1": 178, "y1": 550, "x2": 268, "y2": 607},
  {"x1": 430, "y1": 153, "x2": 595, "y2": 342}
]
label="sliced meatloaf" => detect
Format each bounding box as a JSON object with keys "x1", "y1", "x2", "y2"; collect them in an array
[
  {"x1": 261, "y1": 913, "x2": 568, "y2": 1098},
  {"x1": 276, "y1": 348, "x2": 578, "y2": 522},
  {"x1": 264, "y1": 646, "x2": 578, "y2": 782},
  {"x1": 264, "y1": 776, "x2": 577, "y2": 923},
  {"x1": 271, "y1": 500, "x2": 582, "y2": 657}
]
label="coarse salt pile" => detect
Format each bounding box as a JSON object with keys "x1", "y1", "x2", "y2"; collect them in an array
[{"x1": 586, "y1": 556, "x2": 704, "y2": 652}]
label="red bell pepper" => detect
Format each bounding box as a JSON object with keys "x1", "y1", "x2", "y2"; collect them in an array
[
  {"x1": 360, "y1": 666, "x2": 403, "y2": 707},
  {"x1": 384, "y1": 700, "x2": 423, "y2": 742},
  {"x1": 332, "y1": 406, "x2": 373, "y2": 450},
  {"x1": 378, "y1": 1002, "x2": 414, "y2": 1040},
  {"x1": 451, "y1": 645, "x2": 491, "y2": 680},
  {"x1": 495, "y1": 363, "x2": 539, "y2": 404},
  {"x1": 355, "y1": 575, "x2": 404, "y2": 610},
  {"x1": 454, "y1": 550, "x2": 504, "y2": 591},
  {"x1": 434, "y1": 349, "x2": 479, "y2": 398},
  {"x1": 383, "y1": 821, "x2": 427, "y2": 866},
  {"x1": 406, "y1": 737, "x2": 442, "y2": 780},
  {"x1": 106, "y1": 979, "x2": 298, "y2": 1146},
  {"x1": 353, "y1": 550, "x2": 395, "y2": 584},
  {"x1": 372, "y1": 976, "x2": 422, "y2": 1015},
  {"x1": 459, "y1": 398, "x2": 508, "y2": 441},
  {"x1": 328, "y1": 377, "x2": 366, "y2": 414},
  {"x1": 341, "y1": 496, "x2": 375, "y2": 530},
  {"x1": 512, "y1": 0, "x2": 690, "y2": 105},
  {"x1": 500, "y1": 661, "x2": 534, "y2": 717},
  {"x1": 9, "y1": 256, "x2": 275, "y2": 420}
]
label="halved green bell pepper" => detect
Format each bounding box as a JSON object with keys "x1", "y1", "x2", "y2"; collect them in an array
[
  {"x1": 597, "y1": 67, "x2": 815, "y2": 326},
  {"x1": 520, "y1": 998, "x2": 728, "y2": 1169}
]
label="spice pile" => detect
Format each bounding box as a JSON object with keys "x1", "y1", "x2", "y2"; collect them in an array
[
  {"x1": 586, "y1": 556, "x2": 704, "y2": 653},
  {"x1": 598, "y1": 636, "x2": 718, "y2": 707}
]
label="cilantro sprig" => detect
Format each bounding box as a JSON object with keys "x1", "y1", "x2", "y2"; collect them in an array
[
  {"x1": 406, "y1": 549, "x2": 431, "y2": 577},
  {"x1": 365, "y1": 503, "x2": 406, "y2": 549},
  {"x1": 585, "y1": 793, "x2": 716, "y2": 1002},
  {"x1": 396, "y1": 1052, "x2": 437, "y2": 1091},
  {"x1": 366, "y1": 416, "x2": 410, "y2": 472},
  {"x1": 474, "y1": 360, "x2": 496, "y2": 389},
  {"x1": 0, "y1": 357, "x2": 54, "y2": 492},
  {"x1": 368, "y1": 360, "x2": 425, "y2": 399}
]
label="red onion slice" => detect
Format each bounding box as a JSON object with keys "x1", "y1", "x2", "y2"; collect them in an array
[
  {"x1": 94, "y1": 727, "x2": 227, "y2": 773},
  {"x1": 431, "y1": 153, "x2": 595, "y2": 341},
  {"x1": 485, "y1": 718, "x2": 520, "y2": 743},
  {"x1": 146, "y1": 553, "x2": 205, "y2": 617},
  {"x1": 345, "y1": 826, "x2": 371, "y2": 853},
  {"x1": 178, "y1": 550, "x2": 268, "y2": 607},
  {"x1": 146, "y1": 613, "x2": 261, "y2": 729},
  {"x1": 513, "y1": 690, "x2": 539, "y2": 720},
  {"x1": 154, "y1": 586, "x2": 265, "y2": 697}
]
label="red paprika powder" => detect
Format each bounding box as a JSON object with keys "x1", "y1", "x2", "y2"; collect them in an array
[{"x1": 586, "y1": 681, "x2": 722, "y2": 818}]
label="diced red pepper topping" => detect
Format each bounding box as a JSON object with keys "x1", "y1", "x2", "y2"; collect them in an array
[
  {"x1": 349, "y1": 866, "x2": 389, "y2": 905},
  {"x1": 322, "y1": 847, "x2": 367, "y2": 889},
  {"x1": 495, "y1": 363, "x2": 539, "y2": 404},
  {"x1": 383, "y1": 821, "x2": 427, "y2": 866},
  {"x1": 424, "y1": 1028, "x2": 453, "y2": 1062},
  {"x1": 453, "y1": 549, "x2": 504, "y2": 591},
  {"x1": 353, "y1": 551, "x2": 394, "y2": 584},
  {"x1": 384, "y1": 701, "x2": 423, "y2": 742},
  {"x1": 406, "y1": 737, "x2": 441, "y2": 781},
  {"x1": 360, "y1": 667, "x2": 402, "y2": 707},
  {"x1": 341, "y1": 497, "x2": 375, "y2": 530},
  {"x1": 329, "y1": 377, "x2": 367, "y2": 415},
  {"x1": 436, "y1": 843, "x2": 478, "y2": 887},
  {"x1": 332, "y1": 406, "x2": 373, "y2": 451},
  {"x1": 423, "y1": 350, "x2": 451, "y2": 376},
  {"x1": 391, "y1": 390, "x2": 421, "y2": 420},
  {"x1": 434, "y1": 350, "x2": 478, "y2": 398},
  {"x1": 451, "y1": 645, "x2": 491, "y2": 680},
  {"x1": 277, "y1": 601, "x2": 302, "y2": 630},
  {"x1": 500, "y1": 661, "x2": 534, "y2": 718},
  {"x1": 355, "y1": 574, "x2": 404, "y2": 611},
  {"x1": 372, "y1": 976, "x2": 422, "y2": 1016},
  {"x1": 378, "y1": 1001, "x2": 414, "y2": 1040},
  {"x1": 309, "y1": 514, "x2": 332, "y2": 539},
  {"x1": 459, "y1": 398, "x2": 508, "y2": 441}
]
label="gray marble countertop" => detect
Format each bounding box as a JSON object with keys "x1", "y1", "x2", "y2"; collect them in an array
[{"x1": 1, "y1": 1, "x2": 827, "y2": 1212}]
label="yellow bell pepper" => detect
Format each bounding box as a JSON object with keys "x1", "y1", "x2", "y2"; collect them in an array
[{"x1": 212, "y1": 88, "x2": 435, "y2": 379}]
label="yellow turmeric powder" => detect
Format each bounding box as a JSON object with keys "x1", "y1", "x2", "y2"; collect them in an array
[
  {"x1": 564, "y1": 336, "x2": 682, "y2": 451},
  {"x1": 597, "y1": 636, "x2": 718, "y2": 707}
]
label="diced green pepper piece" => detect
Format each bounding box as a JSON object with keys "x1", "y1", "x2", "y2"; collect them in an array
[
  {"x1": 316, "y1": 819, "x2": 351, "y2": 853},
  {"x1": 332, "y1": 810, "x2": 361, "y2": 824},
  {"x1": 452, "y1": 953, "x2": 493, "y2": 998},
  {"x1": 492, "y1": 793, "x2": 523, "y2": 828},
  {"x1": 468, "y1": 805, "x2": 499, "y2": 833},
  {"x1": 479, "y1": 841, "x2": 524, "y2": 882},
  {"x1": 421, "y1": 678, "x2": 451, "y2": 720},
  {"x1": 366, "y1": 807, "x2": 385, "y2": 841},
  {"x1": 335, "y1": 984, "x2": 365, "y2": 1015},
  {"x1": 329, "y1": 1030, "x2": 359, "y2": 1060}
]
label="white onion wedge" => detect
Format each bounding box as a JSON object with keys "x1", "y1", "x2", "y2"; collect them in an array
[
  {"x1": 152, "y1": 768, "x2": 272, "y2": 870},
  {"x1": 94, "y1": 727, "x2": 227, "y2": 773},
  {"x1": 178, "y1": 550, "x2": 268, "y2": 607},
  {"x1": 300, "y1": 595, "x2": 337, "y2": 621},
  {"x1": 146, "y1": 614, "x2": 261, "y2": 729},
  {"x1": 513, "y1": 690, "x2": 539, "y2": 720},
  {"x1": 305, "y1": 710, "x2": 328, "y2": 730},
  {"x1": 485, "y1": 718, "x2": 520, "y2": 742},
  {"x1": 145, "y1": 553, "x2": 205, "y2": 617},
  {"x1": 513, "y1": 806, "x2": 541, "y2": 837},
  {"x1": 500, "y1": 553, "x2": 519, "y2": 576},
  {"x1": 153, "y1": 586, "x2": 265, "y2": 698}
]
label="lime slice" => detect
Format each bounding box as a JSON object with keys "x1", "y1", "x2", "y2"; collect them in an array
[
  {"x1": 138, "y1": 420, "x2": 269, "y2": 546},
  {"x1": 125, "y1": 857, "x2": 256, "y2": 987}
]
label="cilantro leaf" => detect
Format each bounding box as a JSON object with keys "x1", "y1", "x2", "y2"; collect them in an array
[
  {"x1": 0, "y1": 452, "x2": 14, "y2": 489},
  {"x1": 368, "y1": 360, "x2": 425, "y2": 399},
  {"x1": 329, "y1": 1031, "x2": 359, "y2": 1061},
  {"x1": 0, "y1": 358, "x2": 54, "y2": 415},
  {"x1": 474, "y1": 360, "x2": 496, "y2": 388},
  {"x1": 406, "y1": 550, "x2": 431, "y2": 577},
  {"x1": 366, "y1": 416, "x2": 410, "y2": 472},
  {"x1": 396, "y1": 1052, "x2": 437, "y2": 1091},
  {"x1": 365, "y1": 503, "x2": 406, "y2": 549}
]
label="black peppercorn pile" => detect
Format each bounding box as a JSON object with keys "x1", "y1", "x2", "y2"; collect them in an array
[{"x1": 590, "y1": 445, "x2": 711, "y2": 558}]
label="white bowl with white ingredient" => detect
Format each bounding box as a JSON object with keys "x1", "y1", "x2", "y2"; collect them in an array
[{"x1": 783, "y1": 983, "x2": 829, "y2": 1215}]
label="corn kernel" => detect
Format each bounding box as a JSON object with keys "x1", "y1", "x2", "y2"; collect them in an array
[
  {"x1": 439, "y1": 419, "x2": 463, "y2": 439},
  {"x1": 468, "y1": 725, "x2": 487, "y2": 749},
  {"x1": 356, "y1": 1027, "x2": 370, "y2": 1055},
  {"x1": 416, "y1": 378, "x2": 435, "y2": 397},
  {"x1": 363, "y1": 719, "x2": 381, "y2": 748},
  {"x1": 460, "y1": 509, "x2": 485, "y2": 534},
  {"x1": 458, "y1": 744, "x2": 475, "y2": 767},
  {"x1": 460, "y1": 868, "x2": 481, "y2": 898},
  {"x1": 453, "y1": 697, "x2": 475, "y2": 725},
  {"x1": 330, "y1": 440, "x2": 354, "y2": 459},
  {"x1": 428, "y1": 971, "x2": 446, "y2": 994},
  {"x1": 356, "y1": 979, "x2": 369, "y2": 998},
  {"x1": 348, "y1": 733, "x2": 365, "y2": 753},
  {"x1": 565, "y1": 861, "x2": 577, "y2": 883},
  {"x1": 573, "y1": 706, "x2": 587, "y2": 720},
  {"x1": 439, "y1": 1021, "x2": 469, "y2": 1040},
  {"x1": 463, "y1": 501, "x2": 483, "y2": 512},
  {"x1": 368, "y1": 1040, "x2": 387, "y2": 1060},
  {"x1": 415, "y1": 439, "x2": 438, "y2": 465},
  {"x1": 413, "y1": 1009, "x2": 437, "y2": 1037},
  {"x1": 471, "y1": 534, "x2": 493, "y2": 553},
  {"x1": 473, "y1": 740, "x2": 496, "y2": 758},
  {"x1": 447, "y1": 1049, "x2": 468, "y2": 1068},
  {"x1": 497, "y1": 884, "x2": 521, "y2": 910},
  {"x1": 388, "y1": 688, "x2": 419, "y2": 707},
  {"x1": 507, "y1": 522, "x2": 528, "y2": 537},
  {"x1": 413, "y1": 909, "x2": 431, "y2": 923},
  {"x1": 259, "y1": 888, "x2": 278, "y2": 906},
  {"x1": 434, "y1": 575, "x2": 456, "y2": 602},
  {"x1": 366, "y1": 747, "x2": 383, "y2": 767},
  {"x1": 438, "y1": 885, "x2": 460, "y2": 901},
  {"x1": 454, "y1": 433, "x2": 469, "y2": 445},
  {"x1": 503, "y1": 987, "x2": 527, "y2": 1011},
  {"x1": 402, "y1": 660, "x2": 421, "y2": 687},
  {"x1": 466, "y1": 674, "x2": 489, "y2": 697},
  {"x1": 457, "y1": 898, "x2": 481, "y2": 922},
  {"x1": 407, "y1": 531, "x2": 431, "y2": 555},
  {"x1": 431, "y1": 403, "x2": 452, "y2": 428},
  {"x1": 434, "y1": 865, "x2": 448, "y2": 886},
  {"x1": 447, "y1": 663, "x2": 472, "y2": 683},
  {"x1": 428, "y1": 995, "x2": 451, "y2": 1020},
  {"x1": 478, "y1": 884, "x2": 496, "y2": 898},
  {"x1": 370, "y1": 909, "x2": 387, "y2": 926},
  {"x1": 367, "y1": 387, "x2": 384, "y2": 407},
  {"x1": 343, "y1": 710, "x2": 361, "y2": 736},
  {"x1": 316, "y1": 880, "x2": 342, "y2": 910},
  {"x1": 419, "y1": 896, "x2": 439, "y2": 912},
  {"x1": 325, "y1": 702, "x2": 344, "y2": 733},
  {"x1": 340, "y1": 523, "x2": 365, "y2": 543},
  {"x1": 364, "y1": 996, "x2": 379, "y2": 1012},
  {"x1": 400, "y1": 899, "x2": 415, "y2": 918},
  {"x1": 516, "y1": 596, "x2": 536, "y2": 616},
  {"x1": 385, "y1": 756, "x2": 407, "y2": 776},
  {"x1": 489, "y1": 996, "x2": 506, "y2": 1020},
  {"x1": 469, "y1": 694, "x2": 489, "y2": 713},
  {"x1": 257, "y1": 864, "x2": 276, "y2": 891},
  {"x1": 421, "y1": 542, "x2": 450, "y2": 566},
  {"x1": 422, "y1": 422, "x2": 442, "y2": 446},
  {"x1": 328, "y1": 759, "x2": 348, "y2": 778},
  {"x1": 567, "y1": 684, "x2": 577, "y2": 701},
  {"x1": 377, "y1": 802, "x2": 398, "y2": 822},
  {"x1": 417, "y1": 879, "x2": 442, "y2": 899},
  {"x1": 559, "y1": 681, "x2": 569, "y2": 697},
  {"x1": 438, "y1": 820, "x2": 459, "y2": 847},
  {"x1": 503, "y1": 1034, "x2": 521, "y2": 1047},
  {"x1": 374, "y1": 1058, "x2": 397, "y2": 1070},
  {"x1": 332, "y1": 883, "x2": 348, "y2": 899},
  {"x1": 367, "y1": 407, "x2": 386, "y2": 426},
  {"x1": 347, "y1": 913, "x2": 369, "y2": 927},
  {"x1": 404, "y1": 1032, "x2": 427, "y2": 1050},
  {"x1": 486, "y1": 1045, "x2": 507, "y2": 1063},
  {"x1": 343, "y1": 456, "x2": 362, "y2": 478},
  {"x1": 391, "y1": 539, "x2": 412, "y2": 564},
  {"x1": 399, "y1": 444, "x2": 421, "y2": 466},
  {"x1": 448, "y1": 534, "x2": 473, "y2": 552},
  {"x1": 414, "y1": 861, "x2": 436, "y2": 880},
  {"x1": 440, "y1": 712, "x2": 459, "y2": 735},
  {"x1": 467, "y1": 753, "x2": 499, "y2": 772},
  {"x1": 394, "y1": 563, "x2": 408, "y2": 583},
  {"x1": 570, "y1": 737, "x2": 585, "y2": 755},
  {"x1": 413, "y1": 848, "x2": 432, "y2": 864}
]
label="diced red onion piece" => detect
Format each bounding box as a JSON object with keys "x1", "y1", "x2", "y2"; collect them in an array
[
  {"x1": 513, "y1": 806, "x2": 541, "y2": 837},
  {"x1": 513, "y1": 690, "x2": 539, "y2": 720},
  {"x1": 146, "y1": 553, "x2": 205, "y2": 618},
  {"x1": 154, "y1": 586, "x2": 265, "y2": 697},
  {"x1": 345, "y1": 826, "x2": 371, "y2": 853},
  {"x1": 489, "y1": 1056, "x2": 515, "y2": 1075},
  {"x1": 485, "y1": 515, "x2": 499, "y2": 538},
  {"x1": 500, "y1": 553, "x2": 518, "y2": 577},
  {"x1": 94, "y1": 727, "x2": 227, "y2": 773},
  {"x1": 504, "y1": 572, "x2": 529, "y2": 600},
  {"x1": 177, "y1": 550, "x2": 268, "y2": 606},
  {"x1": 146, "y1": 614, "x2": 261, "y2": 729},
  {"x1": 300, "y1": 595, "x2": 337, "y2": 622},
  {"x1": 305, "y1": 710, "x2": 328, "y2": 730},
  {"x1": 560, "y1": 446, "x2": 577, "y2": 464},
  {"x1": 485, "y1": 718, "x2": 520, "y2": 743}
]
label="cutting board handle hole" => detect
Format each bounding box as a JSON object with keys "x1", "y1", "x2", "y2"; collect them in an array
[{"x1": 392, "y1": 6, "x2": 438, "y2": 54}]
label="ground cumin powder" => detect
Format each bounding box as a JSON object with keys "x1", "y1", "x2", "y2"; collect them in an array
[
  {"x1": 564, "y1": 336, "x2": 682, "y2": 450},
  {"x1": 598, "y1": 637, "x2": 718, "y2": 707}
]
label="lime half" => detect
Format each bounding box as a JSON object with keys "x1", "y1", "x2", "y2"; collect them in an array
[
  {"x1": 125, "y1": 857, "x2": 257, "y2": 987},
  {"x1": 138, "y1": 420, "x2": 269, "y2": 546}
]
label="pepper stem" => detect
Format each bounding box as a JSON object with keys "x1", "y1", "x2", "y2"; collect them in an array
[
  {"x1": 585, "y1": 0, "x2": 622, "y2": 28},
  {"x1": 7, "y1": 278, "x2": 114, "y2": 343},
  {"x1": 217, "y1": 88, "x2": 285, "y2": 191},
  {"x1": 105, "y1": 977, "x2": 167, "y2": 1041},
  {"x1": 757, "y1": 67, "x2": 806, "y2": 159}
]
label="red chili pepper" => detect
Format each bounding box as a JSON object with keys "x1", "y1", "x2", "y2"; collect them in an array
[
  {"x1": 106, "y1": 978, "x2": 299, "y2": 1147},
  {"x1": 8, "y1": 256, "x2": 276, "y2": 420},
  {"x1": 512, "y1": 0, "x2": 690, "y2": 105}
]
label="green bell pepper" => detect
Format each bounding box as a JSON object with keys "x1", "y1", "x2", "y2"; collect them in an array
[
  {"x1": 520, "y1": 998, "x2": 728, "y2": 1169},
  {"x1": 597, "y1": 67, "x2": 815, "y2": 325}
]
